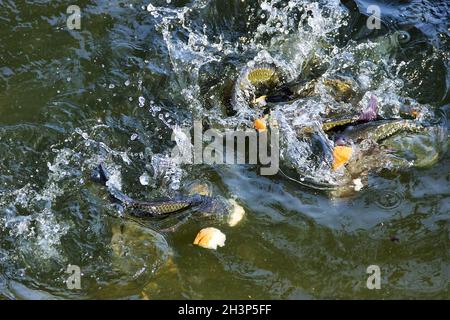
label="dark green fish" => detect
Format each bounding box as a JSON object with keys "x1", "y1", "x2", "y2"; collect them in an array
[
  {"x1": 92, "y1": 164, "x2": 227, "y2": 218},
  {"x1": 322, "y1": 116, "x2": 359, "y2": 132},
  {"x1": 338, "y1": 119, "x2": 426, "y2": 144}
]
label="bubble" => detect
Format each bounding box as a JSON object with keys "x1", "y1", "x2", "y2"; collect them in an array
[
  {"x1": 138, "y1": 96, "x2": 145, "y2": 107},
  {"x1": 375, "y1": 191, "x2": 403, "y2": 210},
  {"x1": 124, "y1": 80, "x2": 130, "y2": 86},
  {"x1": 139, "y1": 173, "x2": 150, "y2": 186},
  {"x1": 109, "y1": 84, "x2": 115, "y2": 89},
  {"x1": 131, "y1": 133, "x2": 139, "y2": 141}
]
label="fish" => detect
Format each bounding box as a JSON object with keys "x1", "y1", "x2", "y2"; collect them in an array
[
  {"x1": 337, "y1": 119, "x2": 426, "y2": 144},
  {"x1": 322, "y1": 95, "x2": 379, "y2": 132},
  {"x1": 322, "y1": 78, "x2": 356, "y2": 103},
  {"x1": 231, "y1": 63, "x2": 284, "y2": 111},
  {"x1": 91, "y1": 163, "x2": 228, "y2": 218},
  {"x1": 246, "y1": 66, "x2": 279, "y2": 85}
]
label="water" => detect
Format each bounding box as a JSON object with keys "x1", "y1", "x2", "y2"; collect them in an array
[{"x1": 0, "y1": 0, "x2": 449, "y2": 299}]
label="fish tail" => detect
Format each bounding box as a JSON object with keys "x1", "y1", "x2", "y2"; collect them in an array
[
  {"x1": 108, "y1": 186, "x2": 135, "y2": 206},
  {"x1": 91, "y1": 162, "x2": 110, "y2": 185},
  {"x1": 359, "y1": 95, "x2": 378, "y2": 121},
  {"x1": 91, "y1": 163, "x2": 134, "y2": 206}
]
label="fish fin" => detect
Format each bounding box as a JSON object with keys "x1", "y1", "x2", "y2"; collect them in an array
[
  {"x1": 92, "y1": 163, "x2": 135, "y2": 206},
  {"x1": 359, "y1": 95, "x2": 378, "y2": 121},
  {"x1": 91, "y1": 163, "x2": 110, "y2": 185},
  {"x1": 107, "y1": 185, "x2": 135, "y2": 206}
]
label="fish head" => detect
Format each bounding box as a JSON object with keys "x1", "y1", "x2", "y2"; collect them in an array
[{"x1": 335, "y1": 135, "x2": 352, "y2": 146}]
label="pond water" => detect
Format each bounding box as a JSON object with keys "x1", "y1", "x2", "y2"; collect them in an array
[{"x1": 0, "y1": 0, "x2": 449, "y2": 299}]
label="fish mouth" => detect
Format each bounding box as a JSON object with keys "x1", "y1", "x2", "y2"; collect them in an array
[
  {"x1": 278, "y1": 167, "x2": 340, "y2": 191},
  {"x1": 231, "y1": 63, "x2": 288, "y2": 112}
]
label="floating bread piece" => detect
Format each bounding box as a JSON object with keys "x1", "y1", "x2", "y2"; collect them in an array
[
  {"x1": 332, "y1": 145, "x2": 353, "y2": 170},
  {"x1": 254, "y1": 117, "x2": 267, "y2": 131},
  {"x1": 353, "y1": 178, "x2": 364, "y2": 191},
  {"x1": 193, "y1": 227, "x2": 226, "y2": 250},
  {"x1": 254, "y1": 114, "x2": 268, "y2": 131},
  {"x1": 227, "y1": 199, "x2": 245, "y2": 227}
]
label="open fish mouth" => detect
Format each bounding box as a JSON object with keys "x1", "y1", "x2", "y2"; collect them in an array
[{"x1": 230, "y1": 63, "x2": 288, "y2": 113}]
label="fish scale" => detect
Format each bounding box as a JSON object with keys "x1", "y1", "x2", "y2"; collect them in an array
[
  {"x1": 246, "y1": 67, "x2": 278, "y2": 85},
  {"x1": 118, "y1": 193, "x2": 209, "y2": 216},
  {"x1": 322, "y1": 117, "x2": 359, "y2": 131},
  {"x1": 93, "y1": 164, "x2": 219, "y2": 217},
  {"x1": 127, "y1": 199, "x2": 195, "y2": 215},
  {"x1": 342, "y1": 120, "x2": 425, "y2": 143}
]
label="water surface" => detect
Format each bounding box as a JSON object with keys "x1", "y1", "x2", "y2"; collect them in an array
[{"x1": 0, "y1": 0, "x2": 449, "y2": 299}]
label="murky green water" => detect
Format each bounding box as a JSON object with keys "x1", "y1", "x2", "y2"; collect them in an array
[{"x1": 0, "y1": 0, "x2": 449, "y2": 299}]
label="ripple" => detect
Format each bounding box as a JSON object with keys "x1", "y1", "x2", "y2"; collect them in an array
[{"x1": 375, "y1": 190, "x2": 404, "y2": 210}]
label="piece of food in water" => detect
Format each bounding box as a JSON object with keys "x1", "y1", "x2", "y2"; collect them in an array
[
  {"x1": 352, "y1": 178, "x2": 364, "y2": 191},
  {"x1": 226, "y1": 199, "x2": 245, "y2": 227},
  {"x1": 399, "y1": 104, "x2": 420, "y2": 119},
  {"x1": 193, "y1": 227, "x2": 226, "y2": 250},
  {"x1": 254, "y1": 117, "x2": 267, "y2": 131},
  {"x1": 332, "y1": 145, "x2": 353, "y2": 170}
]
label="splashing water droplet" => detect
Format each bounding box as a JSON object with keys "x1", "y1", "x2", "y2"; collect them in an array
[
  {"x1": 139, "y1": 173, "x2": 150, "y2": 186},
  {"x1": 138, "y1": 96, "x2": 145, "y2": 107}
]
